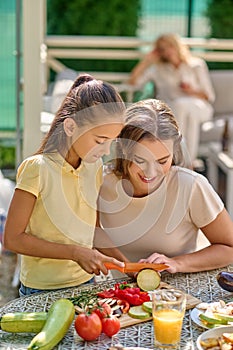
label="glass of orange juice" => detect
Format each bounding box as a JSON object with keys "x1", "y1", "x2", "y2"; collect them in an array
[{"x1": 152, "y1": 289, "x2": 186, "y2": 348}]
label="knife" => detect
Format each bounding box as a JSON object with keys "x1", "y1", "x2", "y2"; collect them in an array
[{"x1": 104, "y1": 262, "x2": 168, "y2": 273}]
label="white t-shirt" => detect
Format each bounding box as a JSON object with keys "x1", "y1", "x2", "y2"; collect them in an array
[{"x1": 98, "y1": 167, "x2": 223, "y2": 262}]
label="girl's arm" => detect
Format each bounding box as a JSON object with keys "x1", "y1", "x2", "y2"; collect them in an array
[
  {"x1": 140, "y1": 209, "x2": 233, "y2": 273},
  {"x1": 3, "y1": 189, "x2": 124, "y2": 275}
]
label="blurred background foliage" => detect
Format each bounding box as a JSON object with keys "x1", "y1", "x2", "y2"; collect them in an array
[
  {"x1": 47, "y1": 0, "x2": 141, "y2": 74},
  {"x1": 0, "y1": 143, "x2": 15, "y2": 170},
  {"x1": 47, "y1": 0, "x2": 140, "y2": 36},
  {"x1": 206, "y1": 0, "x2": 233, "y2": 38},
  {"x1": 205, "y1": 0, "x2": 233, "y2": 69}
]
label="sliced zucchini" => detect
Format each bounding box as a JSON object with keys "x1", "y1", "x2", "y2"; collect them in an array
[
  {"x1": 199, "y1": 313, "x2": 228, "y2": 325},
  {"x1": 214, "y1": 313, "x2": 233, "y2": 322},
  {"x1": 142, "y1": 301, "x2": 152, "y2": 314},
  {"x1": 128, "y1": 305, "x2": 151, "y2": 320},
  {"x1": 136, "y1": 268, "x2": 161, "y2": 291}
]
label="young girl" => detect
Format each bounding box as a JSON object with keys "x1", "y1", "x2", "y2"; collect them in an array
[
  {"x1": 3, "y1": 74, "x2": 126, "y2": 296},
  {"x1": 98, "y1": 99, "x2": 233, "y2": 273}
]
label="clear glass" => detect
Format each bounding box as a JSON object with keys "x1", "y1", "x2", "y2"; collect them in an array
[{"x1": 152, "y1": 289, "x2": 186, "y2": 349}]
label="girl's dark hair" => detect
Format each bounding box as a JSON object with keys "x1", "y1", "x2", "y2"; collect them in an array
[
  {"x1": 114, "y1": 99, "x2": 185, "y2": 178},
  {"x1": 36, "y1": 74, "x2": 125, "y2": 155}
]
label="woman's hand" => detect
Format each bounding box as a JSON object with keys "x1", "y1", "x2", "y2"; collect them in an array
[
  {"x1": 138, "y1": 253, "x2": 178, "y2": 274},
  {"x1": 73, "y1": 246, "x2": 124, "y2": 276},
  {"x1": 128, "y1": 48, "x2": 159, "y2": 85},
  {"x1": 180, "y1": 82, "x2": 208, "y2": 100},
  {"x1": 180, "y1": 81, "x2": 193, "y2": 95}
]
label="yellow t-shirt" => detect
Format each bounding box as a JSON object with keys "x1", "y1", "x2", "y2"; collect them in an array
[{"x1": 16, "y1": 152, "x2": 103, "y2": 289}]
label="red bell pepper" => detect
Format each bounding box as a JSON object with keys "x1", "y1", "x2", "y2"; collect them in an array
[{"x1": 98, "y1": 282, "x2": 150, "y2": 306}]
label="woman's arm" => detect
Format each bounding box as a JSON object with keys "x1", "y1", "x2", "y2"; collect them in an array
[
  {"x1": 140, "y1": 209, "x2": 233, "y2": 273},
  {"x1": 128, "y1": 50, "x2": 159, "y2": 85},
  {"x1": 179, "y1": 81, "x2": 209, "y2": 100},
  {"x1": 94, "y1": 213, "x2": 129, "y2": 263},
  {"x1": 3, "y1": 189, "x2": 124, "y2": 275},
  {"x1": 180, "y1": 58, "x2": 215, "y2": 102}
]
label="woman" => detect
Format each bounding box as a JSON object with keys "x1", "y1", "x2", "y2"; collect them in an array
[
  {"x1": 129, "y1": 33, "x2": 215, "y2": 163},
  {"x1": 3, "y1": 74, "x2": 126, "y2": 296},
  {"x1": 97, "y1": 99, "x2": 233, "y2": 273}
]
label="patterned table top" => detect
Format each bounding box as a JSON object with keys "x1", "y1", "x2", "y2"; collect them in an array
[{"x1": 1, "y1": 266, "x2": 233, "y2": 350}]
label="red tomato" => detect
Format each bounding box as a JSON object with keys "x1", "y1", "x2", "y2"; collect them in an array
[
  {"x1": 74, "y1": 312, "x2": 102, "y2": 341},
  {"x1": 93, "y1": 301, "x2": 112, "y2": 319},
  {"x1": 101, "y1": 316, "x2": 121, "y2": 337}
]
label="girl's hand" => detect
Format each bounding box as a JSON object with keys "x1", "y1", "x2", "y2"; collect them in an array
[
  {"x1": 73, "y1": 246, "x2": 124, "y2": 276},
  {"x1": 138, "y1": 253, "x2": 178, "y2": 274}
]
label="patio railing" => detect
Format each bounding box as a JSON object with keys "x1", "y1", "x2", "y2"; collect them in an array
[{"x1": 44, "y1": 35, "x2": 233, "y2": 84}]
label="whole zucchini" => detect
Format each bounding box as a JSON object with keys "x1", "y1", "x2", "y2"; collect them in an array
[
  {"x1": 27, "y1": 298, "x2": 75, "y2": 350},
  {"x1": 0, "y1": 312, "x2": 47, "y2": 333}
]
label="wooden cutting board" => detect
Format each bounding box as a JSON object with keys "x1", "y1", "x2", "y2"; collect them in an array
[{"x1": 119, "y1": 282, "x2": 201, "y2": 329}]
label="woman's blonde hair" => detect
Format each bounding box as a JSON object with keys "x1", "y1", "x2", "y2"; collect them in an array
[
  {"x1": 114, "y1": 99, "x2": 185, "y2": 178},
  {"x1": 155, "y1": 33, "x2": 191, "y2": 64}
]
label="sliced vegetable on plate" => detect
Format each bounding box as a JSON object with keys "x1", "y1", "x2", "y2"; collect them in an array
[{"x1": 191, "y1": 300, "x2": 233, "y2": 329}]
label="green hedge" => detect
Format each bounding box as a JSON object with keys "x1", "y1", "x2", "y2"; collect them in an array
[
  {"x1": 205, "y1": 0, "x2": 233, "y2": 69},
  {"x1": 47, "y1": 0, "x2": 141, "y2": 74},
  {"x1": 0, "y1": 144, "x2": 15, "y2": 169}
]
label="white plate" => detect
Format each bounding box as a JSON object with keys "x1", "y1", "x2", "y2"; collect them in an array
[
  {"x1": 190, "y1": 307, "x2": 209, "y2": 329},
  {"x1": 191, "y1": 302, "x2": 233, "y2": 329},
  {"x1": 196, "y1": 325, "x2": 233, "y2": 350}
]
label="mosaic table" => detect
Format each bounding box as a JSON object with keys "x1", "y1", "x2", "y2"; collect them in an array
[{"x1": 1, "y1": 266, "x2": 233, "y2": 349}]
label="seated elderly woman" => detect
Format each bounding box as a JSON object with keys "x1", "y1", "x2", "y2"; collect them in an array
[{"x1": 95, "y1": 99, "x2": 233, "y2": 274}]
